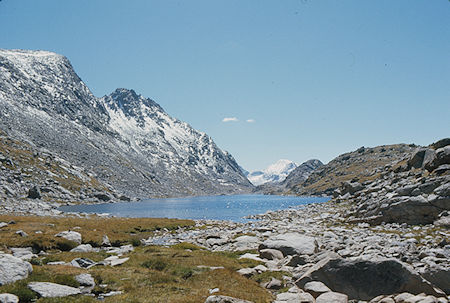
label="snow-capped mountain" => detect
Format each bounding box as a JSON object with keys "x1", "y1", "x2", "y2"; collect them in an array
[
  {"x1": 247, "y1": 159, "x2": 298, "y2": 186},
  {"x1": 0, "y1": 49, "x2": 253, "y2": 198}
]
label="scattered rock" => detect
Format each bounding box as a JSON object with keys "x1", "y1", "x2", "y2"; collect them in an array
[
  {"x1": 28, "y1": 282, "x2": 81, "y2": 298},
  {"x1": 0, "y1": 293, "x2": 19, "y2": 303},
  {"x1": 55, "y1": 231, "x2": 82, "y2": 244},
  {"x1": 315, "y1": 291, "x2": 348, "y2": 303},
  {"x1": 70, "y1": 258, "x2": 97, "y2": 269},
  {"x1": 259, "y1": 233, "x2": 318, "y2": 256},
  {"x1": 205, "y1": 295, "x2": 253, "y2": 303},
  {"x1": 27, "y1": 186, "x2": 41, "y2": 199},
  {"x1": 296, "y1": 256, "x2": 443, "y2": 300},
  {"x1": 304, "y1": 280, "x2": 331, "y2": 298},
  {"x1": 259, "y1": 248, "x2": 284, "y2": 260},
  {"x1": 75, "y1": 273, "x2": 95, "y2": 287},
  {"x1": 0, "y1": 254, "x2": 33, "y2": 285},
  {"x1": 70, "y1": 244, "x2": 94, "y2": 253}
]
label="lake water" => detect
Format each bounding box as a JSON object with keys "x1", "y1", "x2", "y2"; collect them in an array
[{"x1": 59, "y1": 194, "x2": 330, "y2": 222}]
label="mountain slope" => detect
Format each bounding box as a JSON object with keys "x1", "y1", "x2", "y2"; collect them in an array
[
  {"x1": 0, "y1": 49, "x2": 253, "y2": 199},
  {"x1": 247, "y1": 159, "x2": 297, "y2": 186}
]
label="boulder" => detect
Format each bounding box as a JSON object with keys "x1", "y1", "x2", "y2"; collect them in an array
[
  {"x1": 55, "y1": 231, "x2": 82, "y2": 244},
  {"x1": 70, "y1": 244, "x2": 93, "y2": 253},
  {"x1": 259, "y1": 248, "x2": 284, "y2": 260},
  {"x1": 259, "y1": 233, "x2": 318, "y2": 256},
  {"x1": 233, "y1": 236, "x2": 260, "y2": 251},
  {"x1": 421, "y1": 265, "x2": 450, "y2": 294},
  {"x1": 102, "y1": 235, "x2": 111, "y2": 246},
  {"x1": 0, "y1": 293, "x2": 19, "y2": 303},
  {"x1": 276, "y1": 292, "x2": 315, "y2": 302},
  {"x1": 70, "y1": 258, "x2": 97, "y2": 268},
  {"x1": 295, "y1": 256, "x2": 443, "y2": 300},
  {"x1": 263, "y1": 278, "x2": 282, "y2": 290},
  {"x1": 205, "y1": 295, "x2": 253, "y2": 303},
  {"x1": 75, "y1": 273, "x2": 95, "y2": 287},
  {"x1": 408, "y1": 148, "x2": 435, "y2": 170},
  {"x1": 304, "y1": 281, "x2": 331, "y2": 298},
  {"x1": 316, "y1": 292, "x2": 348, "y2": 303},
  {"x1": 27, "y1": 186, "x2": 41, "y2": 199},
  {"x1": 28, "y1": 282, "x2": 81, "y2": 298},
  {"x1": 0, "y1": 254, "x2": 33, "y2": 285},
  {"x1": 425, "y1": 146, "x2": 450, "y2": 172}
]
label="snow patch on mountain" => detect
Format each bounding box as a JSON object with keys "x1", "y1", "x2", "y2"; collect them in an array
[{"x1": 247, "y1": 159, "x2": 298, "y2": 186}]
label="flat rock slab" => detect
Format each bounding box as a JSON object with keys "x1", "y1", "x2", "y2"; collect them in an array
[
  {"x1": 0, "y1": 293, "x2": 19, "y2": 303},
  {"x1": 260, "y1": 233, "x2": 318, "y2": 256},
  {"x1": 205, "y1": 295, "x2": 254, "y2": 303},
  {"x1": 28, "y1": 282, "x2": 81, "y2": 298},
  {"x1": 0, "y1": 254, "x2": 33, "y2": 285}
]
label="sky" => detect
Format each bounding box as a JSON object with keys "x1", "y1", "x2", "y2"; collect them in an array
[{"x1": 0, "y1": 0, "x2": 449, "y2": 171}]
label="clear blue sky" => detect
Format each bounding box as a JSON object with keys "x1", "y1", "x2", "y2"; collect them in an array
[{"x1": 1, "y1": 0, "x2": 449, "y2": 171}]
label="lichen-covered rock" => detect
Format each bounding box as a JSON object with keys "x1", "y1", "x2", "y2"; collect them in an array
[
  {"x1": 0, "y1": 254, "x2": 33, "y2": 285},
  {"x1": 259, "y1": 233, "x2": 318, "y2": 256}
]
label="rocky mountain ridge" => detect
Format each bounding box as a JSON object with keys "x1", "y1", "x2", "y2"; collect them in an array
[{"x1": 0, "y1": 49, "x2": 253, "y2": 204}]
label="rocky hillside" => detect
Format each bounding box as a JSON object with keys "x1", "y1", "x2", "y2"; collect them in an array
[
  {"x1": 337, "y1": 138, "x2": 450, "y2": 226},
  {"x1": 0, "y1": 49, "x2": 253, "y2": 202},
  {"x1": 286, "y1": 144, "x2": 416, "y2": 196}
]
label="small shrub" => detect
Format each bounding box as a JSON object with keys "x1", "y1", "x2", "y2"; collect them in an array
[
  {"x1": 130, "y1": 237, "x2": 142, "y2": 247},
  {"x1": 54, "y1": 275, "x2": 80, "y2": 288},
  {"x1": 141, "y1": 258, "x2": 168, "y2": 271},
  {"x1": 55, "y1": 239, "x2": 78, "y2": 251},
  {"x1": 1, "y1": 281, "x2": 37, "y2": 303},
  {"x1": 172, "y1": 242, "x2": 204, "y2": 251},
  {"x1": 30, "y1": 258, "x2": 42, "y2": 266},
  {"x1": 172, "y1": 266, "x2": 194, "y2": 280}
]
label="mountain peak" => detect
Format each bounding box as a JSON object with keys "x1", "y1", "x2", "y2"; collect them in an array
[{"x1": 247, "y1": 159, "x2": 298, "y2": 186}]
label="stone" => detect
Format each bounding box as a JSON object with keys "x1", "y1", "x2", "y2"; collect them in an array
[
  {"x1": 27, "y1": 186, "x2": 41, "y2": 199},
  {"x1": 259, "y1": 248, "x2": 284, "y2": 260},
  {"x1": 394, "y1": 293, "x2": 415, "y2": 303},
  {"x1": 10, "y1": 247, "x2": 35, "y2": 261},
  {"x1": 109, "y1": 257, "x2": 129, "y2": 267},
  {"x1": 15, "y1": 230, "x2": 28, "y2": 237},
  {"x1": 102, "y1": 235, "x2": 111, "y2": 246},
  {"x1": 408, "y1": 148, "x2": 435, "y2": 170},
  {"x1": 70, "y1": 244, "x2": 93, "y2": 253},
  {"x1": 286, "y1": 255, "x2": 308, "y2": 267},
  {"x1": 0, "y1": 254, "x2": 33, "y2": 285},
  {"x1": 237, "y1": 268, "x2": 256, "y2": 277},
  {"x1": 55, "y1": 231, "x2": 82, "y2": 244},
  {"x1": 75, "y1": 273, "x2": 95, "y2": 287},
  {"x1": 316, "y1": 291, "x2": 348, "y2": 303},
  {"x1": 259, "y1": 233, "x2": 318, "y2": 256},
  {"x1": 421, "y1": 265, "x2": 450, "y2": 294},
  {"x1": 205, "y1": 295, "x2": 254, "y2": 303},
  {"x1": 264, "y1": 278, "x2": 282, "y2": 290},
  {"x1": 233, "y1": 236, "x2": 260, "y2": 251},
  {"x1": 295, "y1": 256, "x2": 443, "y2": 300},
  {"x1": 0, "y1": 223, "x2": 7, "y2": 228},
  {"x1": 304, "y1": 281, "x2": 331, "y2": 298},
  {"x1": 70, "y1": 258, "x2": 97, "y2": 268},
  {"x1": 0, "y1": 293, "x2": 19, "y2": 303},
  {"x1": 276, "y1": 292, "x2": 315, "y2": 302},
  {"x1": 28, "y1": 282, "x2": 81, "y2": 297},
  {"x1": 426, "y1": 146, "x2": 450, "y2": 172}
]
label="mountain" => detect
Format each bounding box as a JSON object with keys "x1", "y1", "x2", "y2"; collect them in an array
[
  {"x1": 281, "y1": 159, "x2": 323, "y2": 189},
  {"x1": 286, "y1": 144, "x2": 416, "y2": 196},
  {"x1": 247, "y1": 159, "x2": 298, "y2": 186},
  {"x1": 253, "y1": 159, "x2": 323, "y2": 194},
  {"x1": 0, "y1": 49, "x2": 253, "y2": 201}
]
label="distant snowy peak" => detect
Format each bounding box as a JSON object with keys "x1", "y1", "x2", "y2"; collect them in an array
[{"x1": 247, "y1": 159, "x2": 298, "y2": 186}]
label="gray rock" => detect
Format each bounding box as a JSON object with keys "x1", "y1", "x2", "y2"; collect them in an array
[
  {"x1": 276, "y1": 292, "x2": 315, "y2": 302},
  {"x1": 408, "y1": 148, "x2": 435, "y2": 170},
  {"x1": 205, "y1": 295, "x2": 254, "y2": 303},
  {"x1": 316, "y1": 291, "x2": 348, "y2": 303},
  {"x1": 0, "y1": 254, "x2": 33, "y2": 285},
  {"x1": 260, "y1": 233, "x2": 318, "y2": 256},
  {"x1": 393, "y1": 293, "x2": 415, "y2": 303},
  {"x1": 421, "y1": 265, "x2": 450, "y2": 294},
  {"x1": 304, "y1": 281, "x2": 331, "y2": 298},
  {"x1": 295, "y1": 256, "x2": 443, "y2": 300},
  {"x1": 28, "y1": 282, "x2": 81, "y2": 297},
  {"x1": 426, "y1": 146, "x2": 450, "y2": 172},
  {"x1": 70, "y1": 244, "x2": 93, "y2": 253},
  {"x1": 55, "y1": 231, "x2": 82, "y2": 244},
  {"x1": 0, "y1": 223, "x2": 7, "y2": 229},
  {"x1": 70, "y1": 258, "x2": 96, "y2": 268},
  {"x1": 259, "y1": 248, "x2": 284, "y2": 260},
  {"x1": 102, "y1": 235, "x2": 111, "y2": 246},
  {"x1": 0, "y1": 293, "x2": 19, "y2": 303},
  {"x1": 75, "y1": 273, "x2": 95, "y2": 287},
  {"x1": 15, "y1": 230, "x2": 28, "y2": 237},
  {"x1": 27, "y1": 186, "x2": 41, "y2": 199},
  {"x1": 264, "y1": 278, "x2": 283, "y2": 290},
  {"x1": 237, "y1": 268, "x2": 256, "y2": 277}
]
